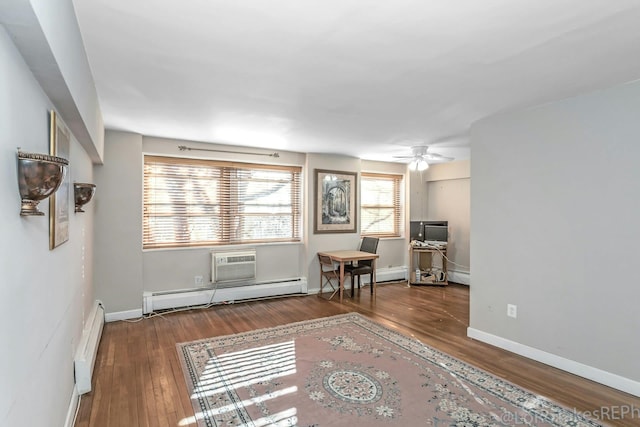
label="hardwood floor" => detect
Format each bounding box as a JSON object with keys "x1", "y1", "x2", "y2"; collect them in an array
[{"x1": 75, "y1": 283, "x2": 639, "y2": 426}]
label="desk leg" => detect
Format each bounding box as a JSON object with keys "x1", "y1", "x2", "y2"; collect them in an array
[
  {"x1": 339, "y1": 261, "x2": 345, "y2": 303},
  {"x1": 371, "y1": 258, "x2": 377, "y2": 296}
]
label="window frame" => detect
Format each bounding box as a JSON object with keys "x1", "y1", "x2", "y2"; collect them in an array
[
  {"x1": 142, "y1": 155, "x2": 302, "y2": 249},
  {"x1": 360, "y1": 172, "x2": 403, "y2": 238}
]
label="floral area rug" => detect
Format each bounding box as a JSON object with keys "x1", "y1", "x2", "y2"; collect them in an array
[{"x1": 177, "y1": 313, "x2": 602, "y2": 427}]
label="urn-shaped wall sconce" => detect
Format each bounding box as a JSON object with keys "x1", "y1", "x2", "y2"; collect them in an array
[
  {"x1": 17, "y1": 151, "x2": 68, "y2": 216},
  {"x1": 74, "y1": 183, "x2": 96, "y2": 213}
]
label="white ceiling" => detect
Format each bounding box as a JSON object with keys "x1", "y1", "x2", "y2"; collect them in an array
[{"x1": 72, "y1": 0, "x2": 640, "y2": 163}]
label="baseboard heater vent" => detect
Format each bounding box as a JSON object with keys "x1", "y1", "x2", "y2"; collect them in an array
[
  {"x1": 357, "y1": 266, "x2": 408, "y2": 285},
  {"x1": 74, "y1": 301, "x2": 105, "y2": 394},
  {"x1": 143, "y1": 277, "x2": 308, "y2": 314}
]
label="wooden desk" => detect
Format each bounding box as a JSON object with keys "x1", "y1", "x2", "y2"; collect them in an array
[
  {"x1": 409, "y1": 245, "x2": 448, "y2": 286},
  {"x1": 317, "y1": 250, "x2": 379, "y2": 302}
]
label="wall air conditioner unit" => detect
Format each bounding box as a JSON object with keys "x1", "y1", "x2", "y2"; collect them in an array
[{"x1": 212, "y1": 249, "x2": 257, "y2": 283}]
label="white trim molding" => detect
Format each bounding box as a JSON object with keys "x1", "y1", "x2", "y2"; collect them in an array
[
  {"x1": 467, "y1": 327, "x2": 640, "y2": 397},
  {"x1": 142, "y1": 277, "x2": 308, "y2": 314},
  {"x1": 447, "y1": 270, "x2": 470, "y2": 285},
  {"x1": 74, "y1": 301, "x2": 105, "y2": 394},
  {"x1": 105, "y1": 308, "x2": 143, "y2": 322},
  {"x1": 64, "y1": 386, "x2": 80, "y2": 427},
  {"x1": 307, "y1": 266, "x2": 408, "y2": 294},
  {"x1": 361, "y1": 266, "x2": 407, "y2": 284}
]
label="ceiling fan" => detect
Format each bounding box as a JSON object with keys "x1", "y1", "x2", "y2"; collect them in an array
[{"x1": 393, "y1": 146, "x2": 454, "y2": 171}]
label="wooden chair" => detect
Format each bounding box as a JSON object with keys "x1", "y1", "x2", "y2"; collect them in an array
[
  {"x1": 344, "y1": 237, "x2": 379, "y2": 295},
  {"x1": 318, "y1": 253, "x2": 352, "y2": 300}
]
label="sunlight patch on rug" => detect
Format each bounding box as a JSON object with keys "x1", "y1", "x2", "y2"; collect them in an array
[{"x1": 177, "y1": 313, "x2": 603, "y2": 427}]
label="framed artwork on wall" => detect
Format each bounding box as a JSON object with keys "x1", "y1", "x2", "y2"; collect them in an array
[
  {"x1": 314, "y1": 169, "x2": 357, "y2": 234},
  {"x1": 49, "y1": 110, "x2": 70, "y2": 249}
]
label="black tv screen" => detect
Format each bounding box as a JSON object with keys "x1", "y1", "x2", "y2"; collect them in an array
[{"x1": 424, "y1": 224, "x2": 448, "y2": 242}]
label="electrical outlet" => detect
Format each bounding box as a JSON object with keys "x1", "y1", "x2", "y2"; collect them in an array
[
  {"x1": 194, "y1": 275, "x2": 204, "y2": 286},
  {"x1": 507, "y1": 304, "x2": 517, "y2": 318}
]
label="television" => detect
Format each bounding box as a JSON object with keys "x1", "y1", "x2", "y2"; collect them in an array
[
  {"x1": 424, "y1": 224, "x2": 448, "y2": 244},
  {"x1": 410, "y1": 220, "x2": 448, "y2": 242}
]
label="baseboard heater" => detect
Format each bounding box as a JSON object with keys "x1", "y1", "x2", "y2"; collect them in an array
[
  {"x1": 357, "y1": 266, "x2": 408, "y2": 285},
  {"x1": 74, "y1": 301, "x2": 105, "y2": 394},
  {"x1": 143, "y1": 277, "x2": 308, "y2": 314}
]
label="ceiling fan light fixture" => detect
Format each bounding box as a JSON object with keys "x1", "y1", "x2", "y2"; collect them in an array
[
  {"x1": 410, "y1": 158, "x2": 429, "y2": 171},
  {"x1": 393, "y1": 144, "x2": 452, "y2": 168}
]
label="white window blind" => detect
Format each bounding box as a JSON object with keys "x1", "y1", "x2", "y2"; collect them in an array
[
  {"x1": 360, "y1": 172, "x2": 402, "y2": 237},
  {"x1": 143, "y1": 156, "x2": 302, "y2": 248}
]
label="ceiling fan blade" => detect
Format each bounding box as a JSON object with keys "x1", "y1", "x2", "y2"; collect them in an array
[
  {"x1": 392, "y1": 144, "x2": 454, "y2": 163},
  {"x1": 425, "y1": 152, "x2": 454, "y2": 161}
]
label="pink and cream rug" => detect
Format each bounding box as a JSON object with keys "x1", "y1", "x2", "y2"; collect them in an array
[{"x1": 177, "y1": 313, "x2": 602, "y2": 426}]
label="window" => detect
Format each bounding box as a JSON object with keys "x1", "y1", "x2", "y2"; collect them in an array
[
  {"x1": 143, "y1": 156, "x2": 302, "y2": 249},
  {"x1": 360, "y1": 172, "x2": 402, "y2": 237}
]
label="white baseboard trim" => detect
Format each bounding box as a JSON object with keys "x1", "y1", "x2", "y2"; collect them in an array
[
  {"x1": 64, "y1": 386, "x2": 80, "y2": 427},
  {"x1": 364, "y1": 266, "x2": 408, "y2": 284},
  {"x1": 142, "y1": 278, "x2": 308, "y2": 314},
  {"x1": 106, "y1": 279, "x2": 310, "y2": 320},
  {"x1": 105, "y1": 308, "x2": 143, "y2": 322},
  {"x1": 308, "y1": 266, "x2": 408, "y2": 294},
  {"x1": 448, "y1": 270, "x2": 470, "y2": 285},
  {"x1": 75, "y1": 301, "x2": 105, "y2": 394},
  {"x1": 467, "y1": 327, "x2": 640, "y2": 397}
]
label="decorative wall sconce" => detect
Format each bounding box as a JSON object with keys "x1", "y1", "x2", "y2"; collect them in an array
[
  {"x1": 17, "y1": 150, "x2": 68, "y2": 216},
  {"x1": 74, "y1": 183, "x2": 96, "y2": 212}
]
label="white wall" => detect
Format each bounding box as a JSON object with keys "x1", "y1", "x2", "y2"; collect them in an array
[
  {"x1": 408, "y1": 161, "x2": 471, "y2": 284},
  {"x1": 470, "y1": 80, "x2": 640, "y2": 394},
  {"x1": 93, "y1": 134, "x2": 410, "y2": 315},
  {"x1": 409, "y1": 169, "x2": 428, "y2": 220},
  {"x1": 0, "y1": 0, "x2": 104, "y2": 163},
  {"x1": 424, "y1": 160, "x2": 471, "y2": 283},
  {"x1": 306, "y1": 156, "x2": 408, "y2": 291},
  {"x1": 362, "y1": 159, "x2": 409, "y2": 273},
  {"x1": 93, "y1": 131, "x2": 143, "y2": 314},
  {"x1": 0, "y1": 26, "x2": 95, "y2": 426},
  {"x1": 141, "y1": 136, "x2": 306, "y2": 293},
  {"x1": 427, "y1": 182, "x2": 470, "y2": 280}
]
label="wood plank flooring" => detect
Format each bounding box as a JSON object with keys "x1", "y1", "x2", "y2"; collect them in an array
[{"x1": 75, "y1": 283, "x2": 639, "y2": 426}]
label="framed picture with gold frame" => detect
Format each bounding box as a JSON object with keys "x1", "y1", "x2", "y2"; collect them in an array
[
  {"x1": 314, "y1": 169, "x2": 357, "y2": 234},
  {"x1": 49, "y1": 110, "x2": 70, "y2": 249}
]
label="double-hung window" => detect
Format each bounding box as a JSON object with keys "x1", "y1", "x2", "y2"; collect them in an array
[
  {"x1": 143, "y1": 155, "x2": 302, "y2": 249},
  {"x1": 360, "y1": 172, "x2": 403, "y2": 237}
]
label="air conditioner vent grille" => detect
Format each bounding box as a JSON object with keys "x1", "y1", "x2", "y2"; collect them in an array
[
  {"x1": 212, "y1": 249, "x2": 257, "y2": 283},
  {"x1": 223, "y1": 255, "x2": 256, "y2": 263}
]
